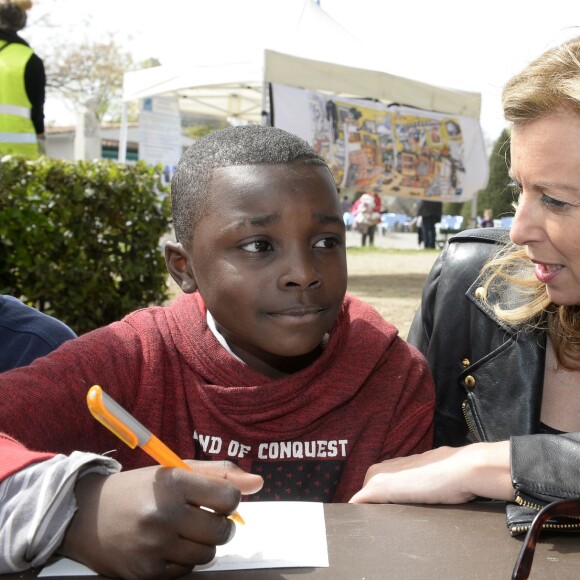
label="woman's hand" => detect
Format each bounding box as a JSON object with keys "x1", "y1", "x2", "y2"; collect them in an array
[
  {"x1": 59, "y1": 461, "x2": 263, "y2": 579},
  {"x1": 349, "y1": 442, "x2": 512, "y2": 505}
]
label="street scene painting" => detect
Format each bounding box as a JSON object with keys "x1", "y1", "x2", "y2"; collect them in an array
[{"x1": 272, "y1": 85, "x2": 488, "y2": 202}]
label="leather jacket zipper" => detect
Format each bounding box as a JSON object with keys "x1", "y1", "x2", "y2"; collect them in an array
[
  {"x1": 511, "y1": 494, "x2": 580, "y2": 534},
  {"x1": 514, "y1": 494, "x2": 543, "y2": 512},
  {"x1": 461, "y1": 400, "x2": 483, "y2": 442}
]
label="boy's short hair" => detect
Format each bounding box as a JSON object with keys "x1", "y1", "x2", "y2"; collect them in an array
[{"x1": 171, "y1": 124, "x2": 333, "y2": 247}]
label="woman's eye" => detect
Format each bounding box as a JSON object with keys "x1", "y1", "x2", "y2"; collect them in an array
[
  {"x1": 508, "y1": 180, "x2": 522, "y2": 195},
  {"x1": 314, "y1": 236, "x2": 341, "y2": 249},
  {"x1": 241, "y1": 240, "x2": 272, "y2": 253},
  {"x1": 509, "y1": 180, "x2": 570, "y2": 210},
  {"x1": 540, "y1": 194, "x2": 569, "y2": 209}
]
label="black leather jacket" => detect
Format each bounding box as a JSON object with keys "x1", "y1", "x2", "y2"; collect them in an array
[{"x1": 408, "y1": 228, "x2": 580, "y2": 533}]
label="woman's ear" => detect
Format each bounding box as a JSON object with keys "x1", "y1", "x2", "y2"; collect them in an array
[{"x1": 165, "y1": 241, "x2": 198, "y2": 294}]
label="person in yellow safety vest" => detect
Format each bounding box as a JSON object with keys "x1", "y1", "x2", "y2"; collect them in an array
[{"x1": 0, "y1": 0, "x2": 45, "y2": 158}]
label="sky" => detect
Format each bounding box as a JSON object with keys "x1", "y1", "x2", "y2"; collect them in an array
[{"x1": 25, "y1": 0, "x2": 580, "y2": 145}]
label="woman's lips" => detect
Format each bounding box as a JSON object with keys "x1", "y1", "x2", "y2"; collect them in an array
[{"x1": 534, "y1": 261, "x2": 563, "y2": 284}]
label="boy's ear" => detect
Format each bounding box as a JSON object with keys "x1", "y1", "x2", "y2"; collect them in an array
[{"x1": 165, "y1": 241, "x2": 198, "y2": 294}]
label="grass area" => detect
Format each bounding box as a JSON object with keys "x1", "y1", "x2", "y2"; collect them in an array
[{"x1": 346, "y1": 247, "x2": 440, "y2": 255}]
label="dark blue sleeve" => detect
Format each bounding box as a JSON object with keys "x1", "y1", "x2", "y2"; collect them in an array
[{"x1": 0, "y1": 296, "x2": 76, "y2": 372}]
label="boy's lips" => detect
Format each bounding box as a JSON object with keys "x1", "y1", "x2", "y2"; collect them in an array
[
  {"x1": 266, "y1": 305, "x2": 328, "y2": 324},
  {"x1": 269, "y1": 306, "x2": 326, "y2": 317}
]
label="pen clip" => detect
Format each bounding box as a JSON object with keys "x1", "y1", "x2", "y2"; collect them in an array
[{"x1": 87, "y1": 385, "x2": 150, "y2": 449}]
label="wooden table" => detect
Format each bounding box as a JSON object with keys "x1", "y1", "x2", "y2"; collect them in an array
[{"x1": 8, "y1": 502, "x2": 580, "y2": 579}]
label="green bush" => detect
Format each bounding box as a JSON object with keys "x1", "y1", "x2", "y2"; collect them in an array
[{"x1": 0, "y1": 156, "x2": 172, "y2": 335}]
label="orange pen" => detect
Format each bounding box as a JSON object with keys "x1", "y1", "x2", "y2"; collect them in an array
[{"x1": 86, "y1": 385, "x2": 244, "y2": 525}]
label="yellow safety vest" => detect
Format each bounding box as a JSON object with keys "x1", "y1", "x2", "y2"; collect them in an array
[{"x1": 0, "y1": 40, "x2": 39, "y2": 158}]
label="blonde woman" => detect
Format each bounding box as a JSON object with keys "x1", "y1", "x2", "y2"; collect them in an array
[{"x1": 351, "y1": 36, "x2": 580, "y2": 535}]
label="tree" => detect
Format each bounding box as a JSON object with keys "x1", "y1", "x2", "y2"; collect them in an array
[
  {"x1": 457, "y1": 128, "x2": 514, "y2": 223},
  {"x1": 475, "y1": 128, "x2": 515, "y2": 219},
  {"x1": 43, "y1": 37, "x2": 133, "y2": 122},
  {"x1": 183, "y1": 123, "x2": 229, "y2": 140}
]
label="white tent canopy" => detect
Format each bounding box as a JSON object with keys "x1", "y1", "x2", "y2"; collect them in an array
[
  {"x1": 119, "y1": 0, "x2": 481, "y2": 160},
  {"x1": 263, "y1": 50, "x2": 480, "y2": 117}
]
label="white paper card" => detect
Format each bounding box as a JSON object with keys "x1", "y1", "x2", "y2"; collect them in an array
[{"x1": 39, "y1": 501, "x2": 328, "y2": 576}]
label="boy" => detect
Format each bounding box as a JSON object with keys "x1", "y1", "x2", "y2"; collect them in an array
[{"x1": 0, "y1": 125, "x2": 434, "y2": 579}]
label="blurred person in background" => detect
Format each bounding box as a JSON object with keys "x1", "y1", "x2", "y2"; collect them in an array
[
  {"x1": 353, "y1": 192, "x2": 381, "y2": 246},
  {"x1": 480, "y1": 208, "x2": 494, "y2": 227},
  {"x1": 416, "y1": 199, "x2": 442, "y2": 249},
  {"x1": 0, "y1": 0, "x2": 45, "y2": 157},
  {"x1": 340, "y1": 193, "x2": 352, "y2": 213}
]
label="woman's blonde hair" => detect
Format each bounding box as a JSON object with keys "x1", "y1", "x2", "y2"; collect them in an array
[{"x1": 482, "y1": 35, "x2": 580, "y2": 370}]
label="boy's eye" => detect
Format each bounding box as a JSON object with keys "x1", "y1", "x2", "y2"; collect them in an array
[
  {"x1": 314, "y1": 236, "x2": 341, "y2": 249},
  {"x1": 240, "y1": 240, "x2": 272, "y2": 253}
]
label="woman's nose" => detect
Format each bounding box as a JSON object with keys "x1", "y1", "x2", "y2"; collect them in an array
[{"x1": 510, "y1": 193, "x2": 543, "y2": 246}]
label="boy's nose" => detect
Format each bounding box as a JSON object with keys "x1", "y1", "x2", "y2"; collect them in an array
[{"x1": 278, "y1": 249, "x2": 322, "y2": 290}]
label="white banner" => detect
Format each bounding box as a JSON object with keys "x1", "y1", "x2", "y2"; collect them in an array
[
  {"x1": 138, "y1": 96, "x2": 182, "y2": 182},
  {"x1": 272, "y1": 84, "x2": 489, "y2": 202}
]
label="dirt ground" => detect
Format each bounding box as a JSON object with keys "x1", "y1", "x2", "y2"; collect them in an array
[{"x1": 346, "y1": 249, "x2": 438, "y2": 338}]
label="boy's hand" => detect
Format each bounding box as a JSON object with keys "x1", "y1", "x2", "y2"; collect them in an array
[
  {"x1": 349, "y1": 442, "x2": 512, "y2": 505},
  {"x1": 59, "y1": 461, "x2": 263, "y2": 580}
]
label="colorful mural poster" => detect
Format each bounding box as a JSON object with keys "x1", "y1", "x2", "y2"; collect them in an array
[{"x1": 271, "y1": 84, "x2": 488, "y2": 202}]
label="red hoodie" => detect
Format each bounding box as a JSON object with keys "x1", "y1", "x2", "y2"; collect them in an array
[{"x1": 0, "y1": 293, "x2": 434, "y2": 502}]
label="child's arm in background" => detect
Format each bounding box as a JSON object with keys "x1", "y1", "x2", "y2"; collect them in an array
[
  {"x1": 0, "y1": 444, "x2": 120, "y2": 574},
  {"x1": 0, "y1": 435, "x2": 263, "y2": 579}
]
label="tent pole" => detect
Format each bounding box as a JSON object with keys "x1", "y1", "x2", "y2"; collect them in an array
[
  {"x1": 261, "y1": 81, "x2": 270, "y2": 126},
  {"x1": 470, "y1": 192, "x2": 478, "y2": 227},
  {"x1": 118, "y1": 102, "x2": 128, "y2": 162}
]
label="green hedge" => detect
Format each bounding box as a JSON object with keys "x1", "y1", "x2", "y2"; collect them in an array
[{"x1": 0, "y1": 156, "x2": 172, "y2": 335}]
